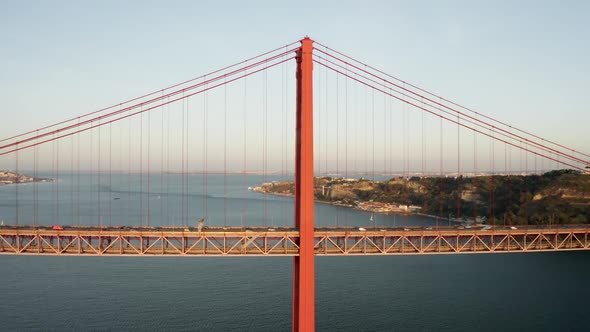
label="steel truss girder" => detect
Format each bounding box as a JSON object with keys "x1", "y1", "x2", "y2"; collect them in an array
[
  {"x1": 0, "y1": 228, "x2": 589, "y2": 256},
  {"x1": 0, "y1": 230, "x2": 300, "y2": 256},
  {"x1": 314, "y1": 230, "x2": 590, "y2": 255}
]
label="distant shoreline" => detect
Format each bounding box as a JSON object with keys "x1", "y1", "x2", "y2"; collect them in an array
[
  {"x1": 249, "y1": 170, "x2": 590, "y2": 225},
  {"x1": 249, "y1": 185, "x2": 419, "y2": 217},
  {"x1": 0, "y1": 171, "x2": 52, "y2": 186}
]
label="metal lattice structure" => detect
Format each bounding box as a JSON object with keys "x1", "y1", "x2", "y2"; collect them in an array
[{"x1": 1, "y1": 226, "x2": 588, "y2": 256}]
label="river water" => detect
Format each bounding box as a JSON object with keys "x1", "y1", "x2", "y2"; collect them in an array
[{"x1": 0, "y1": 174, "x2": 588, "y2": 331}]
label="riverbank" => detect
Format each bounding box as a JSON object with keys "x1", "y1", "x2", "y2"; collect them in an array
[
  {"x1": 250, "y1": 183, "x2": 420, "y2": 216},
  {"x1": 250, "y1": 170, "x2": 590, "y2": 225}
]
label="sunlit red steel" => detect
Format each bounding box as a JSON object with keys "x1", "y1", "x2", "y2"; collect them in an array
[
  {"x1": 1, "y1": 226, "x2": 589, "y2": 255},
  {"x1": 293, "y1": 37, "x2": 315, "y2": 332}
]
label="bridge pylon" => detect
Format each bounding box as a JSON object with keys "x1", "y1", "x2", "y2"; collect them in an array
[{"x1": 293, "y1": 36, "x2": 315, "y2": 332}]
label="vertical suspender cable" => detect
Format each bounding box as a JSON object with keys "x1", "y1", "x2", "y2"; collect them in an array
[
  {"x1": 345, "y1": 65, "x2": 349, "y2": 227},
  {"x1": 263, "y1": 64, "x2": 268, "y2": 226},
  {"x1": 457, "y1": 114, "x2": 461, "y2": 221},
  {"x1": 473, "y1": 123, "x2": 478, "y2": 225},
  {"x1": 181, "y1": 97, "x2": 185, "y2": 227},
  {"x1": 421, "y1": 98, "x2": 426, "y2": 213},
  {"x1": 98, "y1": 120, "x2": 101, "y2": 228},
  {"x1": 489, "y1": 129, "x2": 496, "y2": 225},
  {"x1": 71, "y1": 132, "x2": 75, "y2": 227},
  {"x1": 89, "y1": 129, "x2": 92, "y2": 227},
  {"x1": 324, "y1": 61, "x2": 329, "y2": 225},
  {"x1": 439, "y1": 116, "x2": 443, "y2": 226},
  {"x1": 325, "y1": 61, "x2": 329, "y2": 177},
  {"x1": 15, "y1": 144, "x2": 19, "y2": 226},
  {"x1": 242, "y1": 67, "x2": 247, "y2": 228},
  {"x1": 524, "y1": 142, "x2": 530, "y2": 225},
  {"x1": 34, "y1": 134, "x2": 38, "y2": 226},
  {"x1": 389, "y1": 89, "x2": 392, "y2": 178},
  {"x1": 166, "y1": 97, "x2": 171, "y2": 227},
  {"x1": 186, "y1": 95, "x2": 189, "y2": 226},
  {"x1": 507, "y1": 128, "x2": 511, "y2": 173},
  {"x1": 184, "y1": 95, "x2": 187, "y2": 227},
  {"x1": 407, "y1": 88, "x2": 411, "y2": 204},
  {"x1": 204, "y1": 79, "x2": 208, "y2": 224},
  {"x1": 315, "y1": 53, "x2": 323, "y2": 176},
  {"x1": 524, "y1": 142, "x2": 529, "y2": 175},
  {"x1": 420, "y1": 100, "x2": 425, "y2": 178},
  {"x1": 77, "y1": 120, "x2": 81, "y2": 227},
  {"x1": 140, "y1": 108, "x2": 143, "y2": 227},
  {"x1": 402, "y1": 87, "x2": 407, "y2": 205},
  {"x1": 57, "y1": 137, "x2": 60, "y2": 225},
  {"x1": 504, "y1": 134, "x2": 508, "y2": 175},
  {"x1": 109, "y1": 122, "x2": 112, "y2": 226},
  {"x1": 334, "y1": 70, "x2": 340, "y2": 227},
  {"x1": 281, "y1": 47, "x2": 287, "y2": 225},
  {"x1": 356, "y1": 79, "x2": 360, "y2": 176},
  {"x1": 364, "y1": 77, "x2": 367, "y2": 179},
  {"x1": 161, "y1": 92, "x2": 164, "y2": 226},
  {"x1": 372, "y1": 89, "x2": 375, "y2": 183},
  {"x1": 186, "y1": 96, "x2": 190, "y2": 226},
  {"x1": 382, "y1": 90, "x2": 386, "y2": 177},
  {"x1": 147, "y1": 94, "x2": 151, "y2": 227},
  {"x1": 492, "y1": 130, "x2": 496, "y2": 226},
  {"x1": 505, "y1": 153, "x2": 511, "y2": 227},
  {"x1": 128, "y1": 112, "x2": 131, "y2": 226},
  {"x1": 224, "y1": 79, "x2": 228, "y2": 227}
]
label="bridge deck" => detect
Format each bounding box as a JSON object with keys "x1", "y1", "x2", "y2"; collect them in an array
[{"x1": 0, "y1": 226, "x2": 588, "y2": 256}]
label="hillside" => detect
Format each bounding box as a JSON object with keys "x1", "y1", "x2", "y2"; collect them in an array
[{"x1": 252, "y1": 170, "x2": 590, "y2": 225}]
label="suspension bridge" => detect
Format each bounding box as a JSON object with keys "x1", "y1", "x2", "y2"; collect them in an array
[{"x1": 1, "y1": 37, "x2": 589, "y2": 331}]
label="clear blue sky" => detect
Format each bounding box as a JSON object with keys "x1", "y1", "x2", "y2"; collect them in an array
[{"x1": 1, "y1": 0, "x2": 588, "y2": 172}]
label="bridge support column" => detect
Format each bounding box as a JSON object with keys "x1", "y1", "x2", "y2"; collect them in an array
[{"x1": 293, "y1": 37, "x2": 315, "y2": 332}]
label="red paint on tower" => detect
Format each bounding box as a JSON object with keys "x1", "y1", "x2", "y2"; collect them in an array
[{"x1": 293, "y1": 37, "x2": 315, "y2": 332}]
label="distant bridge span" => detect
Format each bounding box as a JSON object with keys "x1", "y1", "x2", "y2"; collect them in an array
[{"x1": 1, "y1": 226, "x2": 588, "y2": 256}]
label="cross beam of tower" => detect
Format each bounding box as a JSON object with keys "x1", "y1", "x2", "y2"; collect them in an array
[{"x1": 293, "y1": 37, "x2": 315, "y2": 332}]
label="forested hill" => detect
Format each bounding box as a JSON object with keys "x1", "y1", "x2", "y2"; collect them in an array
[{"x1": 256, "y1": 170, "x2": 590, "y2": 225}]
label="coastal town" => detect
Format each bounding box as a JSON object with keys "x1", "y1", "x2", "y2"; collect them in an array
[
  {"x1": 0, "y1": 171, "x2": 50, "y2": 185},
  {"x1": 250, "y1": 177, "x2": 423, "y2": 215},
  {"x1": 250, "y1": 170, "x2": 590, "y2": 224}
]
